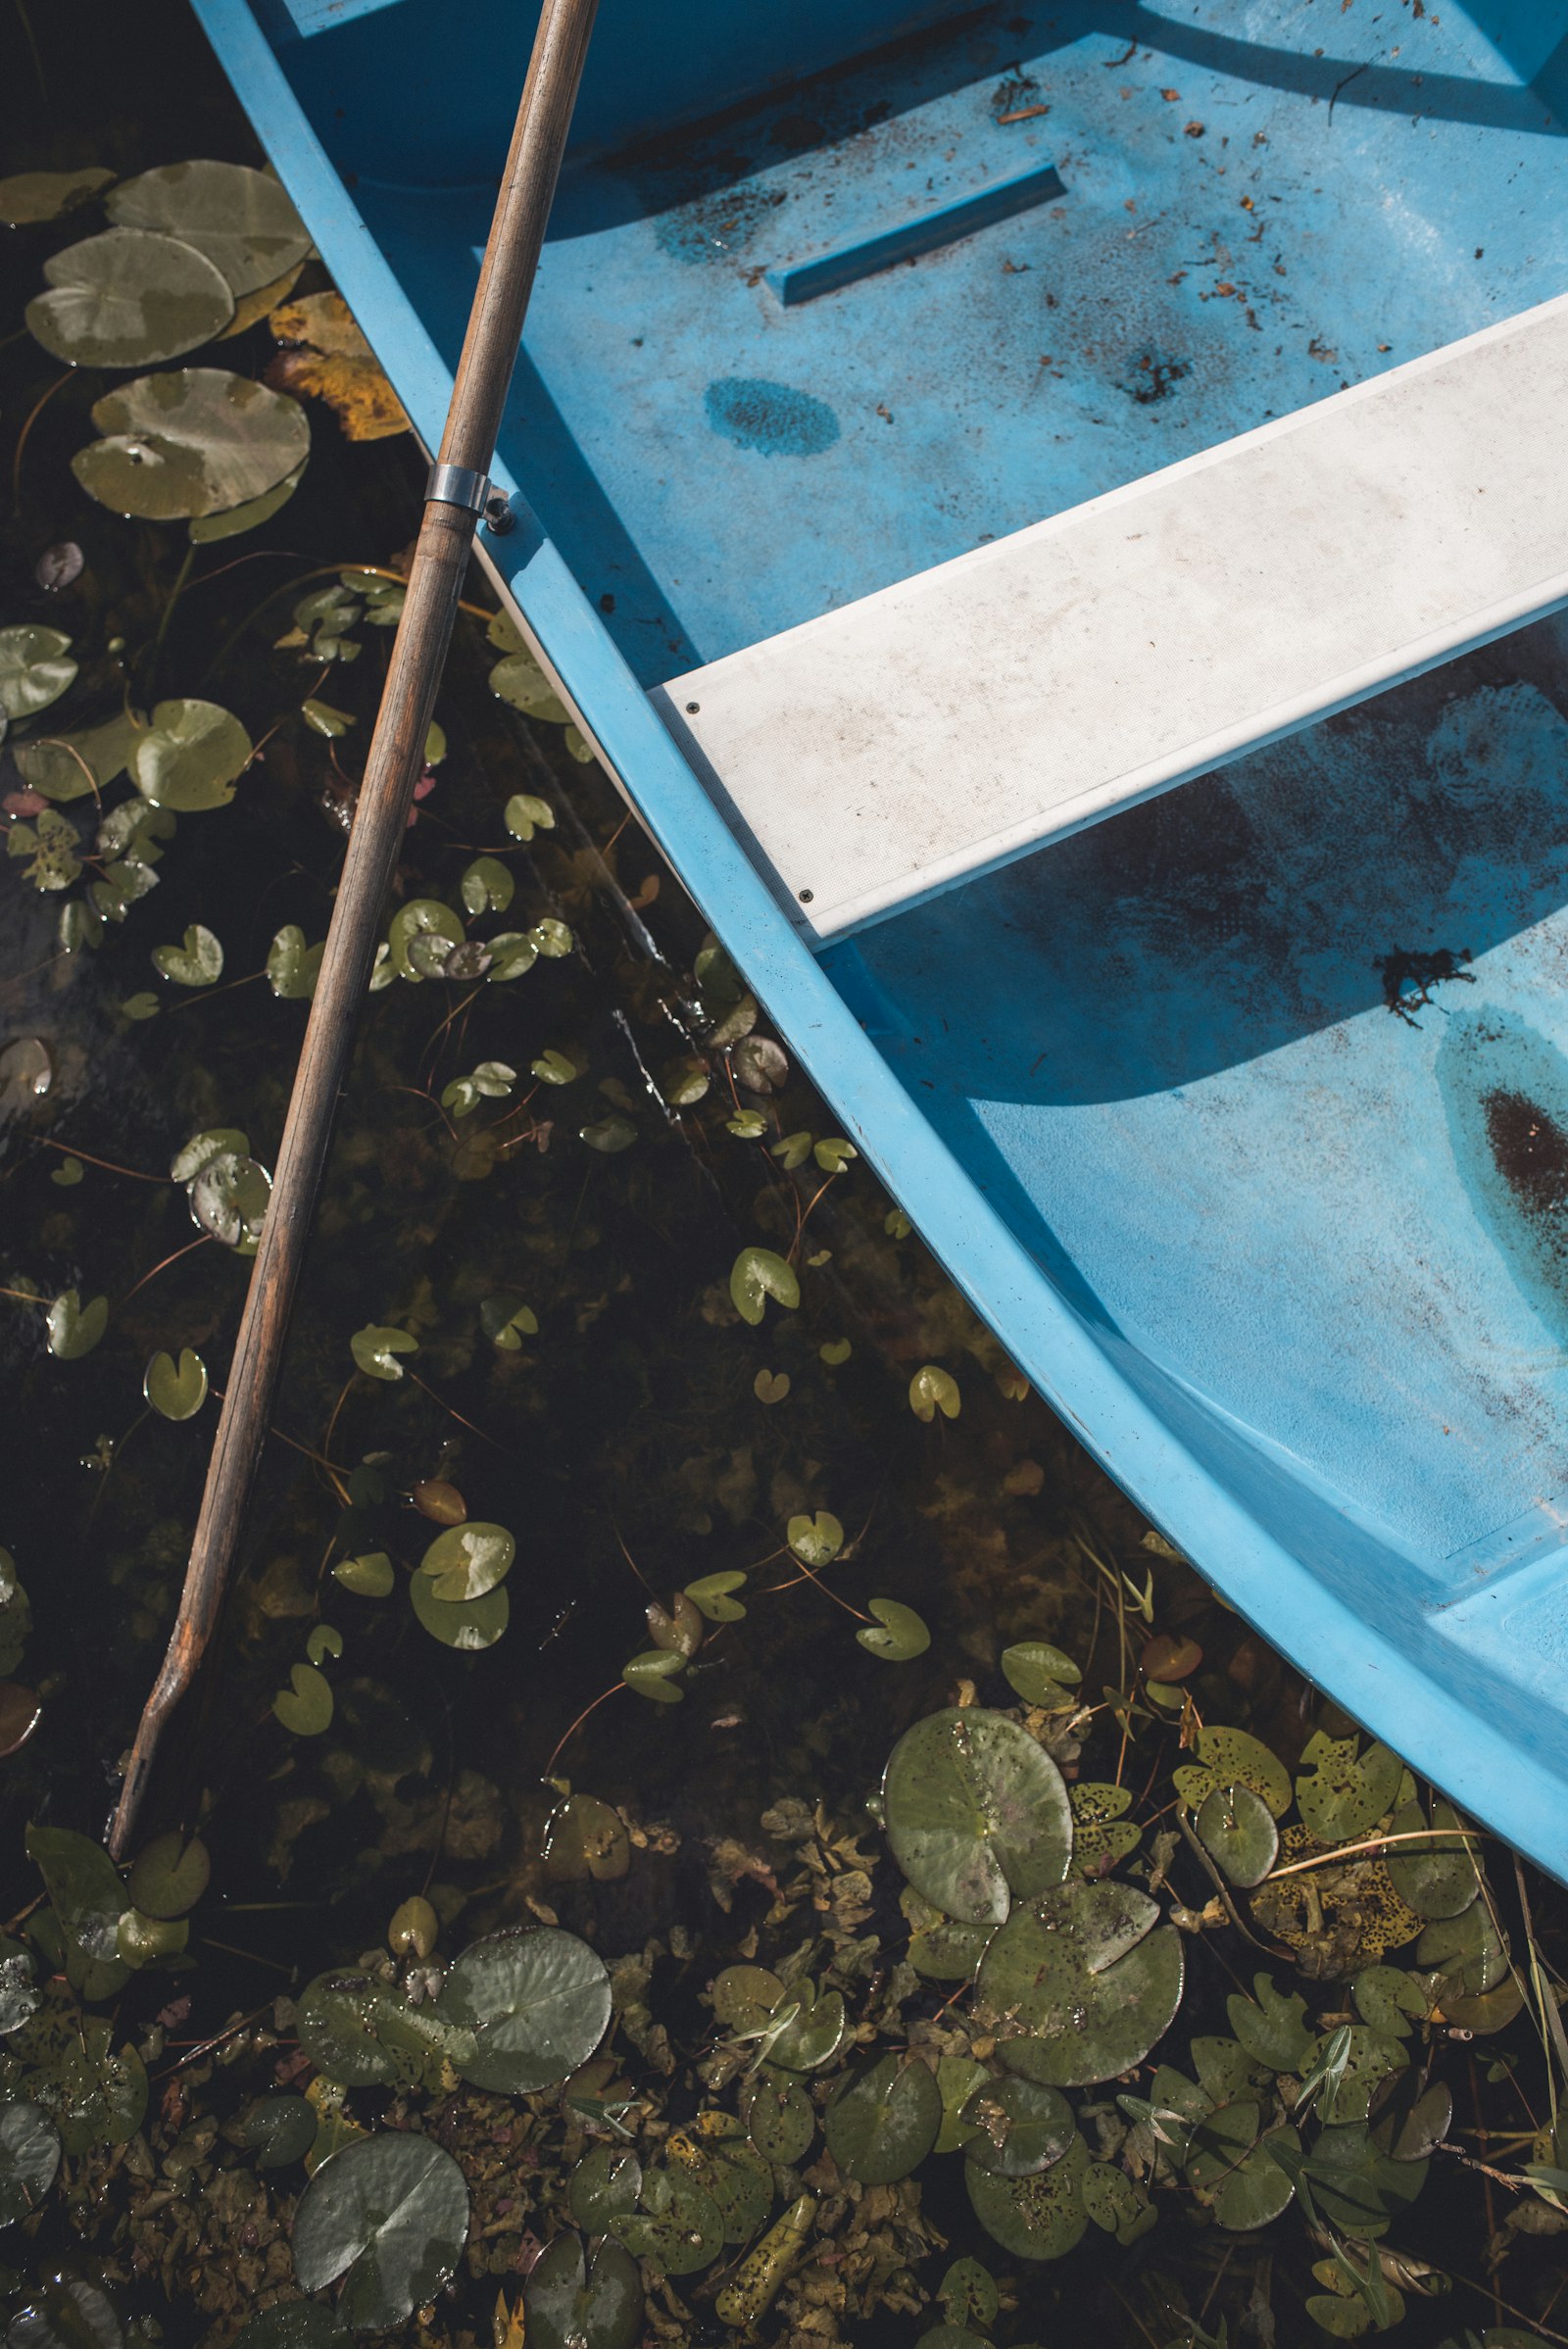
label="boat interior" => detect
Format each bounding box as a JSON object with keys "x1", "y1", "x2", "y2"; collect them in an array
[{"x1": 244, "y1": 0, "x2": 1568, "y2": 1781}]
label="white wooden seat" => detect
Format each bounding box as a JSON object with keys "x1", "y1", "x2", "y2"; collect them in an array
[{"x1": 649, "y1": 294, "x2": 1568, "y2": 948}]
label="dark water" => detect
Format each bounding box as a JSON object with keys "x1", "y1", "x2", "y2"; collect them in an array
[{"x1": 0, "y1": 6, "x2": 1565, "y2": 2346}]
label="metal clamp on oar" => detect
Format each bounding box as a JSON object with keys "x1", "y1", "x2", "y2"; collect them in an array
[{"x1": 427, "y1": 462, "x2": 515, "y2": 534}]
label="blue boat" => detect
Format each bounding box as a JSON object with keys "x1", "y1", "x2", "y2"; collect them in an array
[{"x1": 195, "y1": 0, "x2": 1568, "y2": 1878}]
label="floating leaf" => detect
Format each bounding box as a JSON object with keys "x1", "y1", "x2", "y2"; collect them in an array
[
  {"x1": 0, "y1": 2100, "x2": 61, "y2": 2226},
  {"x1": 273, "y1": 1662, "x2": 333, "y2": 1737},
  {"x1": 234, "y1": 2093, "x2": 316, "y2": 2171},
  {"x1": 0, "y1": 167, "x2": 114, "y2": 224},
  {"x1": 787, "y1": 1511, "x2": 843, "y2": 1567},
  {"x1": 1188, "y1": 2106, "x2": 1300, "y2": 2230},
  {"x1": 292, "y1": 2130, "x2": 469, "y2": 2328},
  {"x1": 966, "y1": 2129, "x2": 1090, "y2": 2260},
  {"x1": 486, "y1": 934, "x2": 538, "y2": 982},
  {"x1": 882, "y1": 1706, "x2": 1072, "y2": 1925},
  {"x1": 413, "y1": 1478, "x2": 466, "y2": 1525},
  {"x1": 75, "y1": 367, "x2": 307, "y2": 526},
  {"x1": 580, "y1": 1115, "x2": 636, "y2": 1153},
  {"x1": 29, "y1": 226, "x2": 233, "y2": 367},
  {"x1": 825, "y1": 2052, "x2": 942, "y2": 2183},
  {"x1": 107, "y1": 161, "x2": 311, "y2": 297},
  {"x1": 664, "y1": 2113, "x2": 772, "y2": 2243},
  {"x1": 417, "y1": 1521, "x2": 514, "y2": 1602},
  {"x1": 745, "y1": 2071, "x2": 815, "y2": 2163},
  {"x1": 1296, "y1": 1734, "x2": 1404, "y2": 1846},
  {"x1": 387, "y1": 898, "x2": 463, "y2": 980},
  {"x1": 712, "y1": 2193, "x2": 816, "y2": 2327},
  {"x1": 11, "y1": 2004, "x2": 147, "y2": 2153},
  {"x1": 388, "y1": 1897, "x2": 439, "y2": 1959},
  {"x1": 1250, "y1": 1825, "x2": 1424, "y2": 1978},
  {"x1": 1069, "y1": 1782, "x2": 1141, "y2": 1878},
  {"x1": 977, "y1": 1879, "x2": 1185, "y2": 2084},
  {"x1": 1384, "y1": 1798, "x2": 1479, "y2": 1919},
  {"x1": 569, "y1": 2147, "x2": 642, "y2": 2233},
  {"x1": 16, "y1": 711, "x2": 138, "y2": 803},
  {"x1": 13, "y1": 807, "x2": 84, "y2": 892},
  {"x1": 267, "y1": 923, "x2": 322, "y2": 1000},
  {"x1": 333, "y1": 1551, "x2": 395, "y2": 1597},
  {"x1": 1000, "y1": 1640, "x2": 1082, "y2": 1708},
  {"x1": 490, "y1": 648, "x2": 569, "y2": 723},
  {"x1": 267, "y1": 292, "x2": 411, "y2": 441},
  {"x1": 961, "y1": 2077, "x2": 1075, "y2": 2178},
  {"x1": 188, "y1": 457, "x2": 304, "y2": 543},
  {"x1": 531, "y1": 1050, "x2": 576, "y2": 1086},
  {"x1": 753, "y1": 1368, "x2": 790, "y2": 1404},
  {"x1": 7, "y1": 2277, "x2": 124, "y2": 2349},
  {"x1": 1303, "y1": 2122, "x2": 1428, "y2": 2239},
  {"x1": 231, "y1": 2311, "x2": 348, "y2": 2349},
  {"x1": 143, "y1": 1346, "x2": 208, "y2": 1421},
  {"x1": 0, "y1": 626, "x2": 75, "y2": 722},
  {"x1": 685, "y1": 1571, "x2": 747, "y2": 1622},
  {"x1": 503, "y1": 791, "x2": 555, "y2": 840},
  {"x1": 350, "y1": 1323, "x2": 417, "y2": 1381},
  {"x1": 1172, "y1": 1725, "x2": 1292, "y2": 1820},
  {"x1": 730, "y1": 1247, "x2": 799, "y2": 1326},
  {"x1": 524, "y1": 2232, "x2": 642, "y2": 2349},
  {"x1": 1197, "y1": 1782, "x2": 1279, "y2": 1887},
  {"x1": 125, "y1": 1833, "x2": 209, "y2": 1920},
  {"x1": 134, "y1": 697, "x2": 251, "y2": 809},
  {"x1": 24, "y1": 1826, "x2": 124, "y2": 1964},
  {"x1": 612, "y1": 2165, "x2": 724, "y2": 2275},
  {"x1": 909, "y1": 1364, "x2": 961, "y2": 1421},
  {"x1": 409, "y1": 1572, "x2": 509, "y2": 1651},
  {"x1": 437, "y1": 1927, "x2": 611, "y2": 2094},
  {"x1": 152, "y1": 920, "x2": 224, "y2": 986},
  {"x1": 481, "y1": 1294, "x2": 538, "y2": 1349},
  {"x1": 858, "y1": 1596, "x2": 930, "y2": 1660},
  {"x1": 820, "y1": 1337, "x2": 852, "y2": 1365},
  {"x1": 171, "y1": 1126, "x2": 248, "y2": 1182},
  {"x1": 764, "y1": 1982, "x2": 847, "y2": 2073},
  {"x1": 189, "y1": 1151, "x2": 270, "y2": 1248},
  {"x1": 461, "y1": 855, "x2": 514, "y2": 914},
  {"x1": 544, "y1": 1794, "x2": 630, "y2": 1884},
  {"x1": 622, "y1": 1648, "x2": 685, "y2": 1704},
  {"x1": 45, "y1": 1289, "x2": 107, "y2": 1359},
  {"x1": 1227, "y1": 1975, "x2": 1317, "y2": 2073},
  {"x1": 1417, "y1": 1897, "x2": 1509, "y2": 1996},
  {"x1": 295, "y1": 1972, "x2": 456, "y2": 2090},
  {"x1": 1352, "y1": 1965, "x2": 1429, "y2": 2041},
  {"x1": 813, "y1": 1136, "x2": 858, "y2": 1173}
]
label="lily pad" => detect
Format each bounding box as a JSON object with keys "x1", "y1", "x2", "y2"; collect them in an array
[
  {"x1": 0, "y1": 168, "x2": 115, "y2": 225},
  {"x1": 333, "y1": 1551, "x2": 394, "y2": 1597},
  {"x1": 1351, "y1": 1965, "x2": 1429, "y2": 2041},
  {"x1": 965, "y1": 2127, "x2": 1090, "y2": 2260},
  {"x1": 234, "y1": 2093, "x2": 316, "y2": 2170},
  {"x1": 1189, "y1": 2108, "x2": 1300, "y2": 2230},
  {"x1": 1384, "y1": 1798, "x2": 1479, "y2": 1920},
  {"x1": 491, "y1": 647, "x2": 569, "y2": 722},
  {"x1": 764, "y1": 1982, "x2": 847, "y2": 2073},
  {"x1": 0, "y1": 627, "x2": 75, "y2": 721},
  {"x1": 190, "y1": 1151, "x2": 270, "y2": 1247},
  {"x1": 143, "y1": 1346, "x2": 208, "y2": 1420},
  {"x1": 544, "y1": 1793, "x2": 630, "y2": 1884},
  {"x1": 824, "y1": 2052, "x2": 942, "y2": 2183},
  {"x1": 189, "y1": 458, "x2": 305, "y2": 543},
  {"x1": 11, "y1": 2004, "x2": 146, "y2": 2152},
  {"x1": 684, "y1": 1571, "x2": 747, "y2": 1622},
  {"x1": 350, "y1": 1323, "x2": 417, "y2": 1381},
  {"x1": 153, "y1": 921, "x2": 223, "y2": 985},
  {"x1": 28, "y1": 227, "x2": 233, "y2": 367},
  {"x1": 622, "y1": 1647, "x2": 684, "y2": 1702},
  {"x1": 437, "y1": 1927, "x2": 611, "y2": 2093},
  {"x1": 787, "y1": 1511, "x2": 843, "y2": 1566},
  {"x1": 1296, "y1": 1734, "x2": 1404, "y2": 1846},
  {"x1": 461, "y1": 856, "x2": 514, "y2": 914},
  {"x1": 76, "y1": 369, "x2": 308, "y2": 523},
  {"x1": 133, "y1": 698, "x2": 251, "y2": 807},
  {"x1": 1173, "y1": 1725, "x2": 1292, "y2": 1820},
  {"x1": 409, "y1": 1572, "x2": 509, "y2": 1651},
  {"x1": 295, "y1": 1972, "x2": 457, "y2": 2089},
  {"x1": 0, "y1": 2100, "x2": 60, "y2": 2226},
  {"x1": 388, "y1": 898, "x2": 464, "y2": 980},
  {"x1": 612, "y1": 2166, "x2": 724, "y2": 2275},
  {"x1": 961, "y1": 2077, "x2": 1075, "y2": 2178},
  {"x1": 417, "y1": 1521, "x2": 514, "y2": 1602},
  {"x1": 745, "y1": 2071, "x2": 815, "y2": 2164},
  {"x1": 15, "y1": 711, "x2": 138, "y2": 803},
  {"x1": 504, "y1": 791, "x2": 555, "y2": 840},
  {"x1": 171, "y1": 1125, "x2": 248, "y2": 1182},
  {"x1": 1069, "y1": 1782, "x2": 1141, "y2": 1877},
  {"x1": 524, "y1": 2233, "x2": 642, "y2": 2349},
  {"x1": 909, "y1": 1364, "x2": 961, "y2": 1421},
  {"x1": 569, "y1": 2146, "x2": 642, "y2": 2233},
  {"x1": 882, "y1": 1705, "x2": 1072, "y2": 1925},
  {"x1": 730, "y1": 1246, "x2": 799, "y2": 1325},
  {"x1": 273, "y1": 1662, "x2": 332, "y2": 1737},
  {"x1": 665, "y1": 2113, "x2": 772, "y2": 2242},
  {"x1": 1001, "y1": 1641, "x2": 1082, "y2": 1708},
  {"x1": 7, "y1": 2278, "x2": 123, "y2": 2349},
  {"x1": 292, "y1": 2130, "x2": 469, "y2": 2328},
  {"x1": 126, "y1": 1832, "x2": 209, "y2": 1919},
  {"x1": 858, "y1": 1597, "x2": 931, "y2": 1660},
  {"x1": 1303, "y1": 2123, "x2": 1428, "y2": 2239},
  {"x1": 976, "y1": 1879, "x2": 1185, "y2": 2085},
  {"x1": 267, "y1": 924, "x2": 323, "y2": 1000},
  {"x1": 1417, "y1": 1897, "x2": 1509, "y2": 1995},
  {"x1": 45, "y1": 1288, "x2": 107, "y2": 1359},
  {"x1": 107, "y1": 162, "x2": 311, "y2": 296},
  {"x1": 1196, "y1": 1782, "x2": 1279, "y2": 1887}
]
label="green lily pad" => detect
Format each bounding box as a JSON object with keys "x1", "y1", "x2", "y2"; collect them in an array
[
  {"x1": 744, "y1": 2071, "x2": 815, "y2": 2164},
  {"x1": 143, "y1": 1346, "x2": 208, "y2": 1421},
  {"x1": 622, "y1": 1647, "x2": 685, "y2": 1702},
  {"x1": 267, "y1": 924, "x2": 323, "y2": 1000},
  {"x1": 1069, "y1": 1782, "x2": 1142, "y2": 1877},
  {"x1": 1295, "y1": 1734, "x2": 1404, "y2": 1846},
  {"x1": 16, "y1": 712, "x2": 138, "y2": 803},
  {"x1": 171, "y1": 1126, "x2": 248, "y2": 1182},
  {"x1": 909, "y1": 1364, "x2": 961, "y2": 1421},
  {"x1": 976, "y1": 1879, "x2": 1185, "y2": 2085},
  {"x1": 544, "y1": 1793, "x2": 630, "y2": 1883},
  {"x1": 504, "y1": 791, "x2": 555, "y2": 840},
  {"x1": 133, "y1": 698, "x2": 251, "y2": 808},
  {"x1": 1001, "y1": 1641, "x2": 1083, "y2": 1707},
  {"x1": 351, "y1": 1323, "x2": 417, "y2": 1380},
  {"x1": 580, "y1": 1115, "x2": 636, "y2": 1153},
  {"x1": 232, "y1": 2300, "x2": 349, "y2": 2347},
  {"x1": 189, "y1": 458, "x2": 305, "y2": 543},
  {"x1": 437, "y1": 1927, "x2": 611, "y2": 2093},
  {"x1": 684, "y1": 1571, "x2": 747, "y2": 1622},
  {"x1": 417, "y1": 1521, "x2": 514, "y2": 1602},
  {"x1": 189, "y1": 1151, "x2": 270, "y2": 1247},
  {"x1": 612, "y1": 2164, "x2": 724, "y2": 2275},
  {"x1": 1188, "y1": 2107, "x2": 1300, "y2": 2230},
  {"x1": 937, "y1": 2258, "x2": 1000, "y2": 2332},
  {"x1": 7, "y1": 2276, "x2": 124, "y2": 2349},
  {"x1": 461, "y1": 855, "x2": 514, "y2": 914},
  {"x1": 1191, "y1": 2036, "x2": 1266, "y2": 2107},
  {"x1": 1172, "y1": 1725, "x2": 1292, "y2": 1820},
  {"x1": 295, "y1": 1972, "x2": 459, "y2": 2089},
  {"x1": 273, "y1": 1662, "x2": 332, "y2": 1737},
  {"x1": 409, "y1": 1571, "x2": 509, "y2": 1650},
  {"x1": 0, "y1": 626, "x2": 75, "y2": 721},
  {"x1": 11, "y1": 2003, "x2": 147, "y2": 2152},
  {"x1": 0, "y1": 167, "x2": 115, "y2": 225},
  {"x1": 24, "y1": 1827, "x2": 125, "y2": 1966},
  {"x1": 907, "y1": 1896, "x2": 995, "y2": 1982},
  {"x1": 1196, "y1": 1782, "x2": 1279, "y2": 1887},
  {"x1": 824, "y1": 2052, "x2": 942, "y2": 2183},
  {"x1": 45, "y1": 1288, "x2": 107, "y2": 1359},
  {"x1": 333, "y1": 1551, "x2": 395, "y2": 1597},
  {"x1": 787, "y1": 1511, "x2": 843, "y2": 1566},
  {"x1": 28, "y1": 226, "x2": 233, "y2": 367},
  {"x1": 882, "y1": 1705, "x2": 1072, "y2": 1925},
  {"x1": 1226, "y1": 1974, "x2": 1320, "y2": 2073},
  {"x1": 965, "y1": 2127, "x2": 1090, "y2": 2260},
  {"x1": 480, "y1": 1294, "x2": 538, "y2": 1348},
  {"x1": 858, "y1": 1597, "x2": 931, "y2": 1660},
  {"x1": 0, "y1": 2099, "x2": 61, "y2": 2226},
  {"x1": 153, "y1": 920, "x2": 223, "y2": 985},
  {"x1": 665, "y1": 2114, "x2": 772, "y2": 2243},
  {"x1": 107, "y1": 162, "x2": 311, "y2": 296},
  {"x1": 491, "y1": 648, "x2": 569, "y2": 722},
  {"x1": 1374, "y1": 2077, "x2": 1451, "y2": 2163},
  {"x1": 1384, "y1": 1798, "x2": 1480, "y2": 1920},
  {"x1": 1080, "y1": 2160, "x2": 1150, "y2": 2242},
  {"x1": 292, "y1": 2130, "x2": 469, "y2": 2328},
  {"x1": 569, "y1": 2146, "x2": 642, "y2": 2233},
  {"x1": 1303, "y1": 2123, "x2": 1428, "y2": 2239},
  {"x1": 1351, "y1": 1966, "x2": 1429, "y2": 2040},
  {"x1": 524, "y1": 2233, "x2": 642, "y2": 2349},
  {"x1": 388, "y1": 898, "x2": 464, "y2": 980},
  {"x1": 1417, "y1": 1898, "x2": 1508, "y2": 1995},
  {"x1": 234, "y1": 2092, "x2": 316, "y2": 2170},
  {"x1": 730, "y1": 1246, "x2": 799, "y2": 1325},
  {"x1": 126, "y1": 1832, "x2": 209, "y2": 1920},
  {"x1": 77, "y1": 369, "x2": 308, "y2": 526},
  {"x1": 531, "y1": 1050, "x2": 576, "y2": 1085},
  {"x1": 765, "y1": 1980, "x2": 848, "y2": 2073},
  {"x1": 961, "y1": 2077, "x2": 1075, "y2": 2177}
]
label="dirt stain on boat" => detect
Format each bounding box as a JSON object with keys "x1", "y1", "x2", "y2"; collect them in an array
[{"x1": 704, "y1": 376, "x2": 841, "y2": 456}]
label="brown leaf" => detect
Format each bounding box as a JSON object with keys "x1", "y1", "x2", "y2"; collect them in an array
[{"x1": 267, "y1": 291, "x2": 409, "y2": 440}]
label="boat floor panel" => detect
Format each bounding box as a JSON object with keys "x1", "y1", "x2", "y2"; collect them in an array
[{"x1": 833, "y1": 617, "x2": 1568, "y2": 1570}]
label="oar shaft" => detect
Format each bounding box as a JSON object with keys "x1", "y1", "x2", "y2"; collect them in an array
[{"x1": 108, "y1": 0, "x2": 599, "y2": 1861}]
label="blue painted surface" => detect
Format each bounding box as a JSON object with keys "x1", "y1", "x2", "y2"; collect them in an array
[
  {"x1": 192, "y1": 0, "x2": 1568, "y2": 1881},
  {"x1": 766, "y1": 158, "x2": 1067, "y2": 306}
]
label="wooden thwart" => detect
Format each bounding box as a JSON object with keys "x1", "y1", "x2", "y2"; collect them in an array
[{"x1": 107, "y1": 0, "x2": 601, "y2": 1860}]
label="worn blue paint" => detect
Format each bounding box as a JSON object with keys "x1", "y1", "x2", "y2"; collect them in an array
[
  {"x1": 194, "y1": 0, "x2": 1568, "y2": 1881},
  {"x1": 703, "y1": 378, "x2": 840, "y2": 458}
]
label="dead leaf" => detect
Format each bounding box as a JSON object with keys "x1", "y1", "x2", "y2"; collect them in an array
[{"x1": 267, "y1": 290, "x2": 409, "y2": 440}]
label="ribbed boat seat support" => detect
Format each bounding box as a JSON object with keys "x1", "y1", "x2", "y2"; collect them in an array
[{"x1": 650, "y1": 293, "x2": 1568, "y2": 948}]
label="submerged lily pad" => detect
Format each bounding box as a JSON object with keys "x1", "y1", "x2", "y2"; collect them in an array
[
  {"x1": 107, "y1": 162, "x2": 311, "y2": 296},
  {"x1": 0, "y1": 627, "x2": 75, "y2": 722},
  {"x1": 292, "y1": 2130, "x2": 469, "y2": 2328},
  {"x1": 825, "y1": 2052, "x2": 943, "y2": 2183},
  {"x1": 0, "y1": 2099, "x2": 61, "y2": 2226},
  {"x1": 273, "y1": 1662, "x2": 332, "y2": 1737},
  {"x1": 0, "y1": 168, "x2": 115, "y2": 225},
  {"x1": 437, "y1": 1928, "x2": 611, "y2": 2094},
  {"x1": 966, "y1": 2127, "x2": 1091, "y2": 2260},
  {"x1": 75, "y1": 370, "x2": 308, "y2": 521},
  {"x1": 882, "y1": 1706, "x2": 1072, "y2": 1925},
  {"x1": 976, "y1": 1879, "x2": 1184, "y2": 2085},
  {"x1": 524, "y1": 2232, "x2": 642, "y2": 2349},
  {"x1": 28, "y1": 227, "x2": 233, "y2": 367}
]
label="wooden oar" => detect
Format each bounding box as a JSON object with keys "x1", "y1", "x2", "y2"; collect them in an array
[{"x1": 107, "y1": 0, "x2": 600, "y2": 1861}]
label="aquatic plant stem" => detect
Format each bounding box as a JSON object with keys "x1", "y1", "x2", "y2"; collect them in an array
[{"x1": 107, "y1": 0, "x2": 602, "y2": 1862}]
